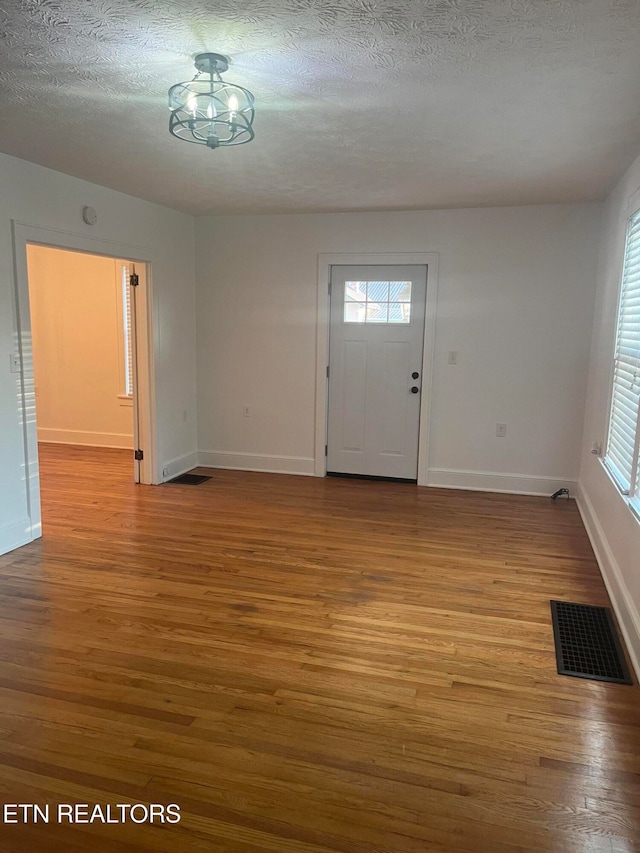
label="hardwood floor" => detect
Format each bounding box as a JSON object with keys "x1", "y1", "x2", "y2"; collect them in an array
[{"x1": 0, "y1": 443, "x2": 638, "y2": 852}]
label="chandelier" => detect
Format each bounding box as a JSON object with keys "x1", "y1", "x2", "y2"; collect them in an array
[{"x1": 168, "y1": 53, "x2": 255, "y2": 149}]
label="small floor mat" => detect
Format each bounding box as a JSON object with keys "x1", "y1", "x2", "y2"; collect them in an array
[
  {"x1": 550, "y1": 600, "x2": 632, "y2": 684},
  {"x1": 166, "y1": 473, "x2": 211, "y2": 486}
]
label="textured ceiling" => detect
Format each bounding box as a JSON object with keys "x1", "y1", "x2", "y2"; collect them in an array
[{"x1": 1, "y1": 0, "x2": 640, "y2": 215}]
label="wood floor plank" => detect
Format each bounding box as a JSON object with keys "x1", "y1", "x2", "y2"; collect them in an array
[{"x1": 0, "y1": 442, "x2": 637, "y2": 852}]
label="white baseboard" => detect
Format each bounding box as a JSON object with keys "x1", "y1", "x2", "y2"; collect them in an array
[
  {"x1": 160, "y1": 451, "x2": 199, "y2": 482},
  {"x1": 198, "y1": 450, "x2": 315, "y2": 476},
  {"x1": 427, "y1": 467, "x2": 577, "y2": 497},
  {"x1": 576, "y1": 485, "x2": 640, "y2": 682},
  {"x1": 37, "y1": 428, "x2": 133, "y2": 449},
  {"x1": 0, "y1": 516, "x2": 34, "y2": 557}
]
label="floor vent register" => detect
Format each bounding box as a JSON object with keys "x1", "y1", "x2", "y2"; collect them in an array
[{"x1": 550, "y1": 600, "x2": 632, "y2": 685}]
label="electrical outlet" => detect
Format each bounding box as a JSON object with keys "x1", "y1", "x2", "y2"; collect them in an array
[
  {"x1": 242, "y1": 406, "x2": 250, "y2": 417},
  {"x1": 162, "y1": 467, "x2": 169, "y2": 478},
  {"x1": 591, "y1": 441, "x2": 602, "y2": 456},
  {"x1": 447, "y1": 351, "x2": 458, "y2": 365},
  {"x1": 496, "y1": 423, "x2": 507, "y2": 438}
]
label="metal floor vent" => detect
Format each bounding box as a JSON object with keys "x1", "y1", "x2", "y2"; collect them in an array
[
  {"x1": 550, "y1": 601, "x2": 632, "y2": 684},
  {"x1": 166, "y1": 473, "x2": 211, "y2": 486}
]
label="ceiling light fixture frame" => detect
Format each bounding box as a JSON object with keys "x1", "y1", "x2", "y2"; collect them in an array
[{"x1": 168, "y1": 52, "x2": 255, "y2": 149}]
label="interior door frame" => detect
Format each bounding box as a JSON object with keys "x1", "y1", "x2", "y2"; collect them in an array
[
  {"x1": 11, "y1": 221, "x2": 158, "y2": 543},
  {"x1": 315, "y1": 253, "x2": 439, "y2": 486}
]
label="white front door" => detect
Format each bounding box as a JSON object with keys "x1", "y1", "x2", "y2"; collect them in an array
[{"x1": 327, "y1": 265, "x2": 427, "y2": 480}]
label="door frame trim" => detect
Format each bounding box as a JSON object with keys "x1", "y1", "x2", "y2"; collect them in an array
[
  {"x1": 11, "y1": 221, "x2": 158, "y2": 544},
  {"x1": 315, "y1": 252, "x2": 439, "y2": 486}
]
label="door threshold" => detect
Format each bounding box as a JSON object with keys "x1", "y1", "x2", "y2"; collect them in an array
[{"x1": 326, "y1": 472, "x2": 417, "y2": 484}]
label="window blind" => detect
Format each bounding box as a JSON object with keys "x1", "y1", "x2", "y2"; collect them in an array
[
  {"x1": 605, "y1": 211, "x2": 640, "y2": 499},
  {"x1": 122, "y1": 266, "x2": 134, "y2": 397}
]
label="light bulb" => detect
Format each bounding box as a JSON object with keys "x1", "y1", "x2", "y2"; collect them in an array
[
  {"x1": 207, "y1": 101, "x2": 215, "y2": 120},
  {"x1": 228, "y1": 93, "x2": 238, "y2": 114},
  {"x1": 187, "y1": 93, "x2": 197, "y2": 117}
]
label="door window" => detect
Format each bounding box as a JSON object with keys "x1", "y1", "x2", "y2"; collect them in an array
[{"x1": 344, "y1": 280, "x2": 412, "y2": 324}]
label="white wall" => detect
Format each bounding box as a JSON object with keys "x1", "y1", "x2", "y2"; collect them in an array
[
  {"x1": 196, "y1": 204, "x2": 601, "y2": 492},
  {"x1": 28, "y1": 247, "x2": 133, "y2": 449},
  {"x1": 578, "y1": 151, "x2": 640, "y2": 678},
  {"x1": 0, "y1": 152, "x2": 196, "y2": 555}
]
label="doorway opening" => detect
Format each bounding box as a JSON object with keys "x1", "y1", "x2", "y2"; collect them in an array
[{"x1": 13, "y1": 225, "x2": 156, "y2": 544}]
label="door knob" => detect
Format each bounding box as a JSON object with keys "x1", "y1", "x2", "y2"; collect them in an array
[
  {"x1": 410, "y1": 386, "x2": 419, "y2": 394},
  {"x1": 412, "y1": 371, "x2": 419, "y2": 379}
]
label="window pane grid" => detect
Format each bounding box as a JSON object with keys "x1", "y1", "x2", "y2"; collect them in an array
[{"x1": 344, "y1": 280, "x2": 411, "y2": 324}]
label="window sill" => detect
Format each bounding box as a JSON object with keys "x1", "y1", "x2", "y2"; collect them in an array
[
  {"x1": 118, "y1": 395, "x2": 133, "y2": 408},
  {"x1": 598, "y1": 457, "x2": 640, "y2": 524}
]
